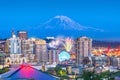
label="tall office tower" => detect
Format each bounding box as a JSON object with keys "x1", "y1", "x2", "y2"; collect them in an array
[
  {"x1": 35, "y1": 39, "x2": 47, "y2": 64},
  {"x1": 25, "y1": 38, "x2": 35, "y2": 54},
  {"x1": 18, "y1": 31, "x2": 28, "y2": 55},
  {"x1": 18, "y1": 31, "x2": 28, "y2": 40},
  {"x1": 75, "y1": 36, "x2": 92, "y2": 65},
  {"x1": 21, "y1": 40, "x2": 27, "y2": 55},
  {"x1": 7, "y1": 31, "x2": 22, "y2": 54},
  {"x1": 48, "y1": 49, "x2": 59, "y2": 64},
  {"x1": 24, "y1": 38, "x2": 35, "y2": 62}
]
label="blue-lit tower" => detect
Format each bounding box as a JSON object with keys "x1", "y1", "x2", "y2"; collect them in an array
[{"x1": 7, "y1": 31, "x2": 22, "y2": 54}]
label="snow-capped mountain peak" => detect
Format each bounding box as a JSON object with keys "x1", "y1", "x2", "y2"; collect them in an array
[
  {"x1": 29, "y1": 15, "x2": 104, "y2": 38},
  {"x1": 54, "y1": 15, "x2": 73, "y2": 23},
  {"x1": 44, "y1": 15, "x2": 85, "y2": 30}
]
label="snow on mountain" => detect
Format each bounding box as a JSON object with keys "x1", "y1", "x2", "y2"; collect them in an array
[
  {"x1": 44, "y1": 15, "x2": 85, "y2": 30},
  {"x1": 30, "y1": 15, "x2": 104, "y2": 38},
  {"x1": 41, "y1": 15, "x2": 104, "y2": 32}
]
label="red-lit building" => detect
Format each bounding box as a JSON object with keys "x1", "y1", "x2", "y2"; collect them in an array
[{"x1": 18, "y1": 31, "x2": 28, "y2": 40}]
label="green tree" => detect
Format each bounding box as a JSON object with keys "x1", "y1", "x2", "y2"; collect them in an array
[
  {"x1": 54, "y1": 66, "x2": 62, "y2": 75},
  {"x1": 80, "y1": 70, "x2": 95, "y2": 80},
  {"x1": 60, "y1": 75, "x2": 69, "y2": 80},
  {"x1": 58, "y1": 70, "x2": 67, "y2": 76},
  {"x1": 0, "y1": 67, "x2": 10, "y2": 74}
]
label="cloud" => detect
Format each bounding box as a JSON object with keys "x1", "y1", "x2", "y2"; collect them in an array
[{"x1": 85, "y1": 26, "x2": 105, "y2": 32}]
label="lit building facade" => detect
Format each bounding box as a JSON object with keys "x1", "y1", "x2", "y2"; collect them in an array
[
  {"x1": 48, "y1": 49, "x2": 59, "y2": 64},
  {"x1": 5, "y1": 54, "x2": 27, "y2": 65},
  {"x1": 24, "y1": 38, "x2": 35, "y2": 63},
  {"x1": 75, "y1": 36, "x2": 92, "y2": 65},
  {"x1": 7, "y1": 32, "x2": 21, "y2": 54},
  {"x1": 24, "y1": 38, "x2": 35, "y2": 54},
  {"x1": 18, "y1": 31, "x2": 28, "y2": 55},
  {"x1": 3, "y1": 32, "x2": 27, "y2": 65},
  {"x1": 35, "y1": 39, "x2": 47, "y2": 64},
  {"x1": 0, "y1": 40, "x2": 6, "y2": 53},
  {"x1": 110, "y1": 57, "x2": 120, "y2": 67},
  {"x1": 18, "y1": 31, "x2": 28, "y2": 40}
]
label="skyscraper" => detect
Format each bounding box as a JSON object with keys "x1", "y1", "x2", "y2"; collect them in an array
[
  {"x1": 7, "y1": 31, "x2": 21, "y2": 54},
  {"x1": 48, "y1": 49, "x2": 59, "y2": 64},
  {"x1": 18, "y1": 31, "x2": 28, "y2": 40},
  {"x1": 18, "y1": 31, "x2": 28, "y2": 55},
  {"x1": 35, "y1": 39, "x2": 47, "y2": 64},
  {"x1": 75, "y1": 36, "x2": 92, "y2": 65},
  {"x1": 24, "y1": 38, "x2": 35, "y2": 62}
]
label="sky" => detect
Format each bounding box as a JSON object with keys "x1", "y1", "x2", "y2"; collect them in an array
[{"x1": 0, "y1": 0, "x2": 120, "y2": 40}]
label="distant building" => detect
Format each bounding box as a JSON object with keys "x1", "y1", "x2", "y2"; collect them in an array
[
  {"x1": 67, "y1": 66, "x2": 72, "y2": 74},
  {"x1": 75, "y1": 36, "x2": 92, "y2": 65},
  {"x1": 20, "y1": 37, "x2": 36, "y2": 63},
  {"x1": 5, "y1": 40, "x2": 9, "y2": 53},
  {"x1": 18, "y1": 31, "x2": 28, "y2": 55},
  {"x1": 110, "y1": 57, "x2": 120, "y2": 67},
  {"x1": 5, "y1": 54, "x2": 27, "y2": 65},
  {"x1": 25, "y1": 39, "x2": 35, "y2": 54},
  {"x1": 18, "y1": 31, "x2": 28, "y2": 40},
  {"x1": 5, "y1": 31, "x2": 29, "y2": 65},
  {"x1": 7, "y1": 31, "x2": 21, "y2": 54},
  {"x1": 21, "y1": 40, "x2": 27, "y2": 55},
  {"x1": 48, "y1": 49, "x2": 59, "y2": 64},
  {"x1": 0, "y1": 40, "x2": 6, "y2": 53},
  {"x1": 24, "y1": 38, "x2": 35, "y2": 63},
  {"x1": 0, "y1": 53, "x2": 6, "y2": 67},
  {"x1": 35, "y1": 39, "x2": 47, "y2": 64}
]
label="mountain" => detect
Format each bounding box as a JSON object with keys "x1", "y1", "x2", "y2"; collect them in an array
[
  {"x1": 29, "y1": 15, "x2": 104, "y2": 38},
  {"x1": 44, "y1": 16, "x2": 85, "y2": 30},
  {"x1": 43, "y1": 15, "x2": 104, "y2": 31}
]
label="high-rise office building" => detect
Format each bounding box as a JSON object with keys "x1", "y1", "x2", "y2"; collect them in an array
[
  {"x1": 24, "y1": 38, "x2": 35, "y2": 62},
  {"x1": 75, "y1": 36, "x2": 92, "y2": 65},
  {"x1": 25, "y1": 38, "x2": 35, "y2": 54},
  {"x1": 7, "y1": 31, "x2": 21, "y2": 54},
  {"x1": 48, "y1": 49, "x2": 59, "y2": 64},
  {"x1": 35, "y1": 39, "x2": 47, "y2": 64},
  {"x1": 18, "y1": 31, "x2": 28, "y2": 40},
  {"x1": 18, "y1": 31, "x2": 28, "y2": 55}
]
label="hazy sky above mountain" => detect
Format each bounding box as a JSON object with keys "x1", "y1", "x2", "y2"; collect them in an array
[{"x1": 0, "y1": 0, "x2": 120, "y2": 40}]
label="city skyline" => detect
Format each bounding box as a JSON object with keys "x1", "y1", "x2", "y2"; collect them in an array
[
  {"x1": 0, "y1": 0, "x2": 120, "y2": 41},
  {"x1": 0, "y1": 1, "x2": 120, "y2": 79}
]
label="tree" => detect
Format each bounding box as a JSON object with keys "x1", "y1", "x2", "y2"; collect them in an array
[
  {"x1": 80, "y1": 70, "x2": 95, "y2": 80},
  {"x1": 54, "y1": 66, "x2": 62, "y2": 75},
  {"x1": 58, "y1": 70, "x2": 67, "y2": 76},
  {"x1": 0, "y1": 67, "x2": 10, "y2": 74}
]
